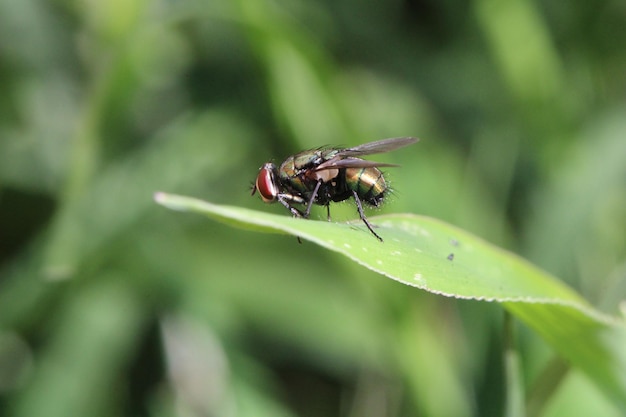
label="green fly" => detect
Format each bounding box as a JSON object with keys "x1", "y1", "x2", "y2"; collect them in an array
[{"x1": 251, "y1": 137, "x2": 418, "y2": 241}]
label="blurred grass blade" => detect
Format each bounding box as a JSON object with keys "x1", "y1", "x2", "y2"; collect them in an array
[
  {"x1": 155, "y1": 193, "x2": 626, "y2": 409},
  {"x1": 504, "y1": 312, "x2": 525, "y2": 417},
  {"x1": 10, "y1": 279, "x2": 145, "y2": 417},
  {"x1": 41, "y1": 111, "x2": 250, "y2": 280}
]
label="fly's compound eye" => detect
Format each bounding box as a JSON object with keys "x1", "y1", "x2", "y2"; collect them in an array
[{"x1": 254, "y1": 163, "x2": 279, "y2": 203}]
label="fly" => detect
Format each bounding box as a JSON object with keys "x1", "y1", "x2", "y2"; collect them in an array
[{"x1": 251, "y1": 137, "x2": 418, "y2": 241}]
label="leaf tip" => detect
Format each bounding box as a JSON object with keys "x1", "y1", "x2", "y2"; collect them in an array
[
  {"x1": 154, "y1": 192, "x2": 182, "y2": 211},
  {"x1": 154, "y1": 191, "x2": 168, "y2": 202}
]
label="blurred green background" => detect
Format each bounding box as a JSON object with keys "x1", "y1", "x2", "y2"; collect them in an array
[{"x1": 1, "y1": 0, "x2": 625, "y2": 416}]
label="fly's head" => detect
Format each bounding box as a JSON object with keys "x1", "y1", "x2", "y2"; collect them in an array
[{"x1": 251, "y1": 162, "x2": 280, "y2": 203}]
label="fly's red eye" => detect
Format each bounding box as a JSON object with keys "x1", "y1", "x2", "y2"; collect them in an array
[{"x1": 255, "y1": 164, "x2": 278, "y2": 202}]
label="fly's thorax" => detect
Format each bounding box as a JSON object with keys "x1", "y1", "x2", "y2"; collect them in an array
[
  {"x1": 277, "y1": 155, "x2": 311, "y2": 195},
  {"x1": 279, "y1": 151, "x2": 341, "y2": 194},
  {"x1": 278, "y1": 155, "x2": 297, "y2": 178},
  {"x1": 279, "y1": 153, "x2": 319, "y2": 179},
  {"x1": 345, "y1": 167, "x2": 387, "y2": 206},
  {"x1": 292, "y1": 150, "x2": 322, "y2": 169},
  {"x1": 286, "y1": 148, "x2": 334, "y2": 173}
]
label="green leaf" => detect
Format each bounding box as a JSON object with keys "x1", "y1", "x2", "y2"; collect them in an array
[{"x1": 154, "y1": 192, "x2": 626, "y2": 409}]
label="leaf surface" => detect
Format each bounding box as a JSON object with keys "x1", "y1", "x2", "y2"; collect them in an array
[{"x1": 155, "y1": 192, "x2": 626, "y2": 408}]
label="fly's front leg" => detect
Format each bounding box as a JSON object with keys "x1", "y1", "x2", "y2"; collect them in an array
[
  {"x1": 277, "y1": 193, "x2": 306, "y2": 244},
  {"x1": 277, "y1": 194, "x2": 305, "y2": 217},
  {"x1": 352, "y1": 190, "x2": 383, "y2": 242},
  {"x1": 277, "y1": 190, "x2": 307, "y2": 217}
]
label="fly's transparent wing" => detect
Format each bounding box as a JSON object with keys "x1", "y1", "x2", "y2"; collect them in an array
[
  {"x1": 315, "y1": 157, "x2": 398, "y2": 171},
  {"x1": 314, "y1": 137, "x2": 418, "y2": 171},
  {"x1": 338, "y1": 137, "x2": 418, "y2": 157}
]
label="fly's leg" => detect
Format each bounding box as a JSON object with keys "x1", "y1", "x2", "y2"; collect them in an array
[
  {"x1": 352, "y1": 190, "x2": 383, "y2": 242},
  {"x1": 277, "y1": 194, "x2": 305, "y2": 217},
  {"x1": 326, "y1": 205, "x2": 331, "y2": 221},
  {"x1": 277, "y1": 193, "x2": 306, "y2": 244},
  {"x1": 303, "y1": 179, "x2": 322, "y2": 218}
]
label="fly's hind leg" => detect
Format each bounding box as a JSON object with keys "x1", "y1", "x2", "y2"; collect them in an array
[{"x1": 352, "y1": 190, "x2": 383, "y2": 242}]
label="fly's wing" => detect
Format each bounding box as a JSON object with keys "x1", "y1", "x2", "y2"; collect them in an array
[
  {"x1": 337, "y1": 137, "x2": 418, "y2": 157},
  {"x1": 315, "y1": 157, "x2": 399, "y2": 171},
  {"x1": 314, "y1": 137, "x2": 417, "y2": 171}
]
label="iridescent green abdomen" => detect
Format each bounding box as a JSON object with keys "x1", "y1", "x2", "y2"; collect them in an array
[{"x1": 344, "y1": 167, "x2": 386, "y2": 207}]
